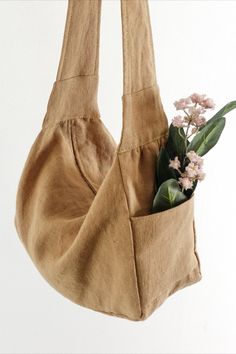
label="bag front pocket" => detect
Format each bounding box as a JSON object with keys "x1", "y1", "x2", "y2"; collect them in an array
[{"x1": 130, "y1": 196, "x2": 201, "y2": 319}]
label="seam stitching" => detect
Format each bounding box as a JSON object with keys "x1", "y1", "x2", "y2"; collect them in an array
[
  {"x1": 193, "y1": 219, "x2": 202, "y2": 276},
  {"x1": 42, "y1": 115, "x2": 101, "y2": 130},
  {"x1": 118, "y1": 133, "x2": 168, "y2": 154},
  {"x1": 94, "y1": 1, "x2": 101, "y2": 75},
  {"x1": 117, "y1": 155, "x2": 142, "y2": 318},
  {"x1": 56, "y1": 74, "x2": 98, "y2": 83},
  {"x1": 69, "y1": 121, "x2": 97, "y2": 195},
  {"x1": 122, "y1": 83, "x2": 157, "y2": 97},
  {"x1": 56, "y1": 0, "x2": 74, "y2": 81}
]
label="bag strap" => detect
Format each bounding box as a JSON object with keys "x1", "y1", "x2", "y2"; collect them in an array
[
  {"x1": 56, "y1": 0, "x2": 101, "y2": 81},
  {"x1": 56, "y1": 0, "x2": 156, "y2": 94},
  {"x1": 46, "y1": 0, "x2": 168, "y2": 151}
]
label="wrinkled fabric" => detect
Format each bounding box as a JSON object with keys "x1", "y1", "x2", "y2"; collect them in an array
[{"x1": 15, "y1": 0, "x2": 202, "y2": 321}]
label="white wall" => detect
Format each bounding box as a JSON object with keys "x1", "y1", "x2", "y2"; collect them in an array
[{"x1": 1, "y1": 1, "x2": 236, "y2": 353}]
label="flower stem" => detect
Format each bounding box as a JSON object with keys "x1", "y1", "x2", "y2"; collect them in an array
[
  {"x1": 178, "y1": 128, "x2": 185, "y2": 140},
  {"x1": 183, "y1": 109, "x2": 191, "y2": 118},
  {"x1": 185, "y1": 122, "x2": 191, "y2": 155}
]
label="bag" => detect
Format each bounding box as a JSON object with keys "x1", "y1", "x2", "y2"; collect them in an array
[{"x1": 15, "y1": 0, "x2": 202, "y2": 321}]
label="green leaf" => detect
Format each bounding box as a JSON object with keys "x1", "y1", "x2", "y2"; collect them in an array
[
  {"x1": 166, "y1": 124, "x2": 188, "y2": 162},
  {"x1": 187, "y1": 116, "x2": 225, "y2": 156},
  {"x1": 152, "y1": 178, "x2": 188, "y2": 213},
  {"x1": 199, "y1": 101, "x2": 236, "y2": 131},
  {"x1": 156, "y1": 148, "x2": 176, "y2": 190}
]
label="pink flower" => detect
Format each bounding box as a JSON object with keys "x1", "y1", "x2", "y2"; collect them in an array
[
  {"x1": 194, "y1": 115, "x2": 206, "y2": 127},
  {"x1": 202, "y1": 98, "x2": 215, "y2": 109},
  {"x1": 172, "y1": 115, "x2": 184, "y2": 128},
  {"x1": 188, "y1": 106, "x2": 206, "y2": 117},
  {"x1": 185, "y1": 162, "x2": 199, "y2": 178},
  {"x1": 184, "y1": 151, "x2": 206, "y2": 182},
  {"x1": 190, "y1": 93, "x2": 215, "y2": 110},
  {"x1": 169, "y1": 156, "x2": 181, "y2": 170},
  {"x1": 179, "y1": 177, "x2": 193, "y2": 190},
  {"x1": 190, "y1": 93, "x2": 207, "y2": 105},
  {"x1": 174, "y1": 97, "x2": 192, "y2": 110},
  {"x1": 186, "y1": 151, "x2": 204, "y2": 167}
]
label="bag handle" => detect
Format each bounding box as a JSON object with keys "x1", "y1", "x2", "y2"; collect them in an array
[
  {"x1": 56, "y1": 0, "x2": 156, "y2": 95},
  {"x1": 46, "y1": 0, "x2": 168, "y2": 151}
]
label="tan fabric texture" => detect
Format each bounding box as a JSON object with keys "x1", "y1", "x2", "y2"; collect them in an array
[{"x1": 15, "y1": 0, "x2": 202, "y2": 321}]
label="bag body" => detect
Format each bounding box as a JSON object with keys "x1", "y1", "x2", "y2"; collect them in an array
[{"x1": 15, "y1": 0, "x2": 201, "y2": 321}]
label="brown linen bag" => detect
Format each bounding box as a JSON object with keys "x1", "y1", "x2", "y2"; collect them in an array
[{"x1": 15, "y1": 0, "x2": 202, "y2": 321}]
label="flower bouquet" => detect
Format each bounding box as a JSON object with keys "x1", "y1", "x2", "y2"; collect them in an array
[{"x1": 152, "y1": 93, "x2": 236, "y2": 213}]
